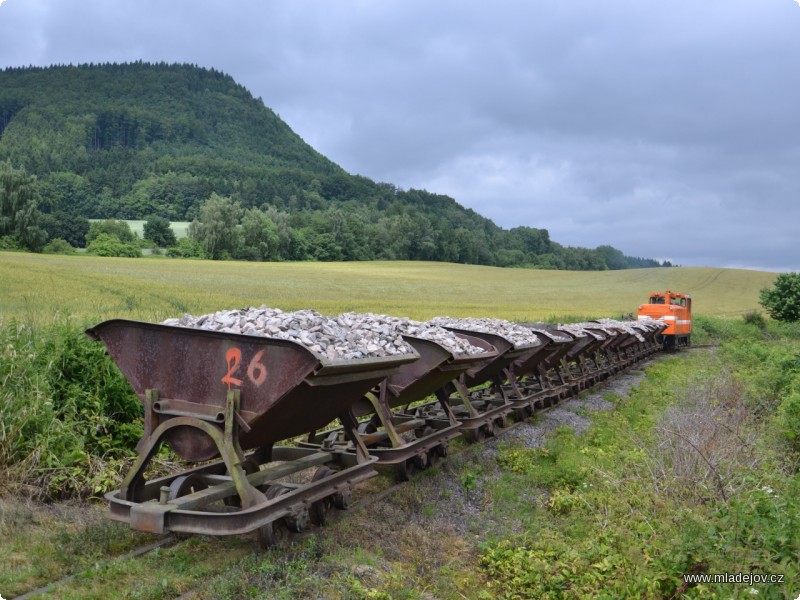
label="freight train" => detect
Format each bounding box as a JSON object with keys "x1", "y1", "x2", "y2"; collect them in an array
[{"x1": 87, "y1": 304, "x2": 673, "y2": 548}]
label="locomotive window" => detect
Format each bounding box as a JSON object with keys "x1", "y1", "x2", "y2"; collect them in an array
[
  {"x1": 650, "y1": 297, "x2": 664, "y2": 304},
  {"x1": 680, "y1": 298, "x2": 686, "y2": 306}
]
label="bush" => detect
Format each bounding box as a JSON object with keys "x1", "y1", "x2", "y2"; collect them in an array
[
  {"x1": 777, "y1": 390, "x2": 800, "y2": 451},
  {"x1": 42, "y1": 238, "x2": 77, "y2": 255},
  {"x1": 743, "y1": 310, "x2": 767, "y2": 330},
  {"x1": 0, "y1": 235, "x2": 23, "y2": 250},
  {"x1": 166, "y1": 237, "x2": 207, "y2": 258},
  {"x1": 86, "y1": 233, "x2": 141, "y2": 258},
  {"x1": 760, "y1": 272, "x2": 800, "y2": 322},
  {"x1": 85, "y1": 219, "x2": 137, "y2": 245}
]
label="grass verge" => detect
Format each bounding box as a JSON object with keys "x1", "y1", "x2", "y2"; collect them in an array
[{"x1": 480, "y1": 320, "x2": 800, "y2": 599}]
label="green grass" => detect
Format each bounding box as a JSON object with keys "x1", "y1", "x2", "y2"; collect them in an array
[
  {"x1": 479, "y1": 325, "x2": 800, "y2": 599},
  {"x1": 0, "y1": 252, "x2": 776, "y2": 325}
]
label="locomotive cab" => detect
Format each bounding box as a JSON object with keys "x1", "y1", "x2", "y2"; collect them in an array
[{"x1": 637, "y1": 290, "x2": 691, "y2": 349}]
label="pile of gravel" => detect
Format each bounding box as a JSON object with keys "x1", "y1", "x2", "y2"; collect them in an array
[
  {"x1": 162, "y1": 306, "x2": 416, "y2": 361},
  {"x1": 530, "y1": 328, "x2": 574, "y2": 343},
  {"x1": 634, "y1": 318, "x2": 667, "y2": 332},
  {"x1": 593, "y1": 318, "x2": 645, "y2": 342},
  {"x1": 429, "y1": 316, "x2": 540, "y2": 349},
  {"x1": 338, "y1": 312, "x2": 488, "y2": 356},
  {"x1": 558, "y1": 323, "x2": 606, "y2": 339}
]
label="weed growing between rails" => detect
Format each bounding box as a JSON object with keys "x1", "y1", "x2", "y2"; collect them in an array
[{"x1": 481, "y1": 319, "x2": 800, "y2": 599}]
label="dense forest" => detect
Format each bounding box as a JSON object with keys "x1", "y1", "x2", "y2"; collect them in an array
[{"x1": 0, "y1": 62, "x2": 668, "y2": 269}]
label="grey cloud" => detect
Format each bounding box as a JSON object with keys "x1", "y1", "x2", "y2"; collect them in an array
[{"x1": 1, "y1": 0, "x2": 798, "y2": 270}]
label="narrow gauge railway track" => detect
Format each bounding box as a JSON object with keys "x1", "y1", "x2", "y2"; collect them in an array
[{"x1": 16, "y1": 347, "x2": 666, "y2": 599}]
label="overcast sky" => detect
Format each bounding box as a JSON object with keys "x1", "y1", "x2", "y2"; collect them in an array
[{"x1": 1, "y1": 0, "x2": 799, "y2": 271}]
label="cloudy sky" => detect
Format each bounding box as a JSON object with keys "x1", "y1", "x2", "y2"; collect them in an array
[{"x1": 1, "y1": 0, "x2": 799, "y2": 271}]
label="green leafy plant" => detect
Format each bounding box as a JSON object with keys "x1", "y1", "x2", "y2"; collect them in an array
[
  {"x1": 0, "y1": 319, "x2": 142, "y2": 498},
  {"x1": 743, "y1": 309, "x2": 767, "y2": 330},
  {"x1": 42, "y1": 237, "x2": 77, "y2": 255},
  {"x1": 86, "y1": 233, "x2": 141, "y2": 257},
  {"x1": 760, "y1": 272, "x2": 800, "y2": 322}
]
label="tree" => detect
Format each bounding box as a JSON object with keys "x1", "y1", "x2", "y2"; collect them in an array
[
  {"x1": 596, "y1": 245, "x2": 628, "y2": 270},
  {"x1": 759, "y1": 272, "x2": 800, "y2": 322},
  {"x1": 239, "y1": 208, "x2": 279, "y2": 261},
  {"x1": 42, "y1": 238, "x2": 77, "y2": 255},
  {"x1": 143, "y1": 214, "x2": 177, "y2": 247},
  {"x1": 40, "y1": 211, "x2": 90, "y2": 248},
  {"x1": 86, "y1": 219, "x2": 136, "y2": 245},
  {"x1": 86, "y1": 233, "x2": 141, "y2": 257},
  {"x1": 189, "y1": 193, "x2": 241, "y2": 259},
  {"x1": 0, "y1": 162, "x2": 47, "y2": 251}
]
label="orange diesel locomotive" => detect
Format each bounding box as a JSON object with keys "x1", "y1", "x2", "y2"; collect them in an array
[{"x1": 637, "y1": 290, "x2": 692, "y2": 349}]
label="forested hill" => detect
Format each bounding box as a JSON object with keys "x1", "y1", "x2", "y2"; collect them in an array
[{"x1": 0, "y1": 62, "x2": 665, "y2": 269}]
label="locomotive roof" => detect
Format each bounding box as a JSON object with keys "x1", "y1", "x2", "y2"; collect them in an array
[{"x1": 648, "y1": 290, "x2": 691, "y2": 299}]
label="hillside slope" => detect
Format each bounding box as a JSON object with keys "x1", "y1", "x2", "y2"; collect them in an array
[
  {"x1": 0, "y1": 62, "x2": 339, "y2": 215},
  {"x1": 1, "y1": 63, "x2": 661, "y2": 269}
]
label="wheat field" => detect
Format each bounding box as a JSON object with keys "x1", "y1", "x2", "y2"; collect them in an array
[{"x1": 0, "y1": 251, "x2": 776, "y2": 325}]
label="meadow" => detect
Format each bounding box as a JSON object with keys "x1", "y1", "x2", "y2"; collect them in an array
[{"x1": 0, "y1": 252, "x2": 776, "y2": 325}]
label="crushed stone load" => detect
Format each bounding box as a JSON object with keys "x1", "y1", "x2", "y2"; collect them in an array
[
  {"x1": 565, "y1": 322, "x2": 617, "y2": 334},
  {"x1": 530, "y1": 327, "x2": 574, "y2": 343},
  {"x1": 558, "y1": 323, "x2": 606, "y2": 339},
  {"x1": 634, "y1": 318, "x2": 667, "y2": 331},
  {"x1": 429, "y1": 316, "x2": 540, "y2": 349},
  {"x1": 162, "y1": 306, "x2": 415, "y2": 361},
  {"x1": 593, "y1": 318, "x2": 646, "y2": 342},
  {"x1": 337, "y1": 312, "x2": 488, "y2": 356}
]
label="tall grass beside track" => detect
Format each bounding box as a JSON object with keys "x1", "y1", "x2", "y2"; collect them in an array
[{"x1": 478, "y1": 318, "x2": 800, "y2": 598}]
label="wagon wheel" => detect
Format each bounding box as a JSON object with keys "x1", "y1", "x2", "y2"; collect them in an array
[
  {"x1": 466, "y1": 426, "x2": 486, "y2": 443},
  {"x1": 332, "y1": 486, "x2": 352, "y2": 510},
  {"x1": 357, "y1": 420, "x2": 377, "y2": 435},
  {"x1": 223, "y1": 458, "x2": 261, "y2": 507},
  {"x1": 257, "y1": 485, "x2": 293, "y2": 548},
  {"x1": 166, "y1": 474, "x2": 208, "y2": 540},
  {"x1": 418, "y1": 427, "x2": 440, "y2": 468},
  {"x1": 310, "y1": 467, "x2": 335, "y2": 526},
  {"x1": 394, "y1": 457, "x2": 419, "y2": 482},
  {"x1": 494, "y1": 414, "x2": 509, "y2": 430},
  {"x1": 270, "y1": 484, "x2": 310, "y2": 533},
  {"x1": 514, "y1": 407, "x2": 528, "y2": 422},
  {"x1": 167, "y1": 473, "x2": 208, "y2": 501},
  {"x1": 435, "y1": 441, "x2": 449, "y2": 458},
  {"x1": 413, "y1": 452, "x2": 428, "y2": 471},
  {"x1": 257, "y1": 522, "x2": 281, "y2": 549},
  {"x1": 286, "y1": 508, "x2": 310, "y2": 533},
  {"x1": 426, "y1": 447, "x2": 440, "y2": 468}
]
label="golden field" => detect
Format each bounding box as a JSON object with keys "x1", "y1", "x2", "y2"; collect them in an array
[{"x1": 0, "y1": 252, "x2": 776, "y2": 324}]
